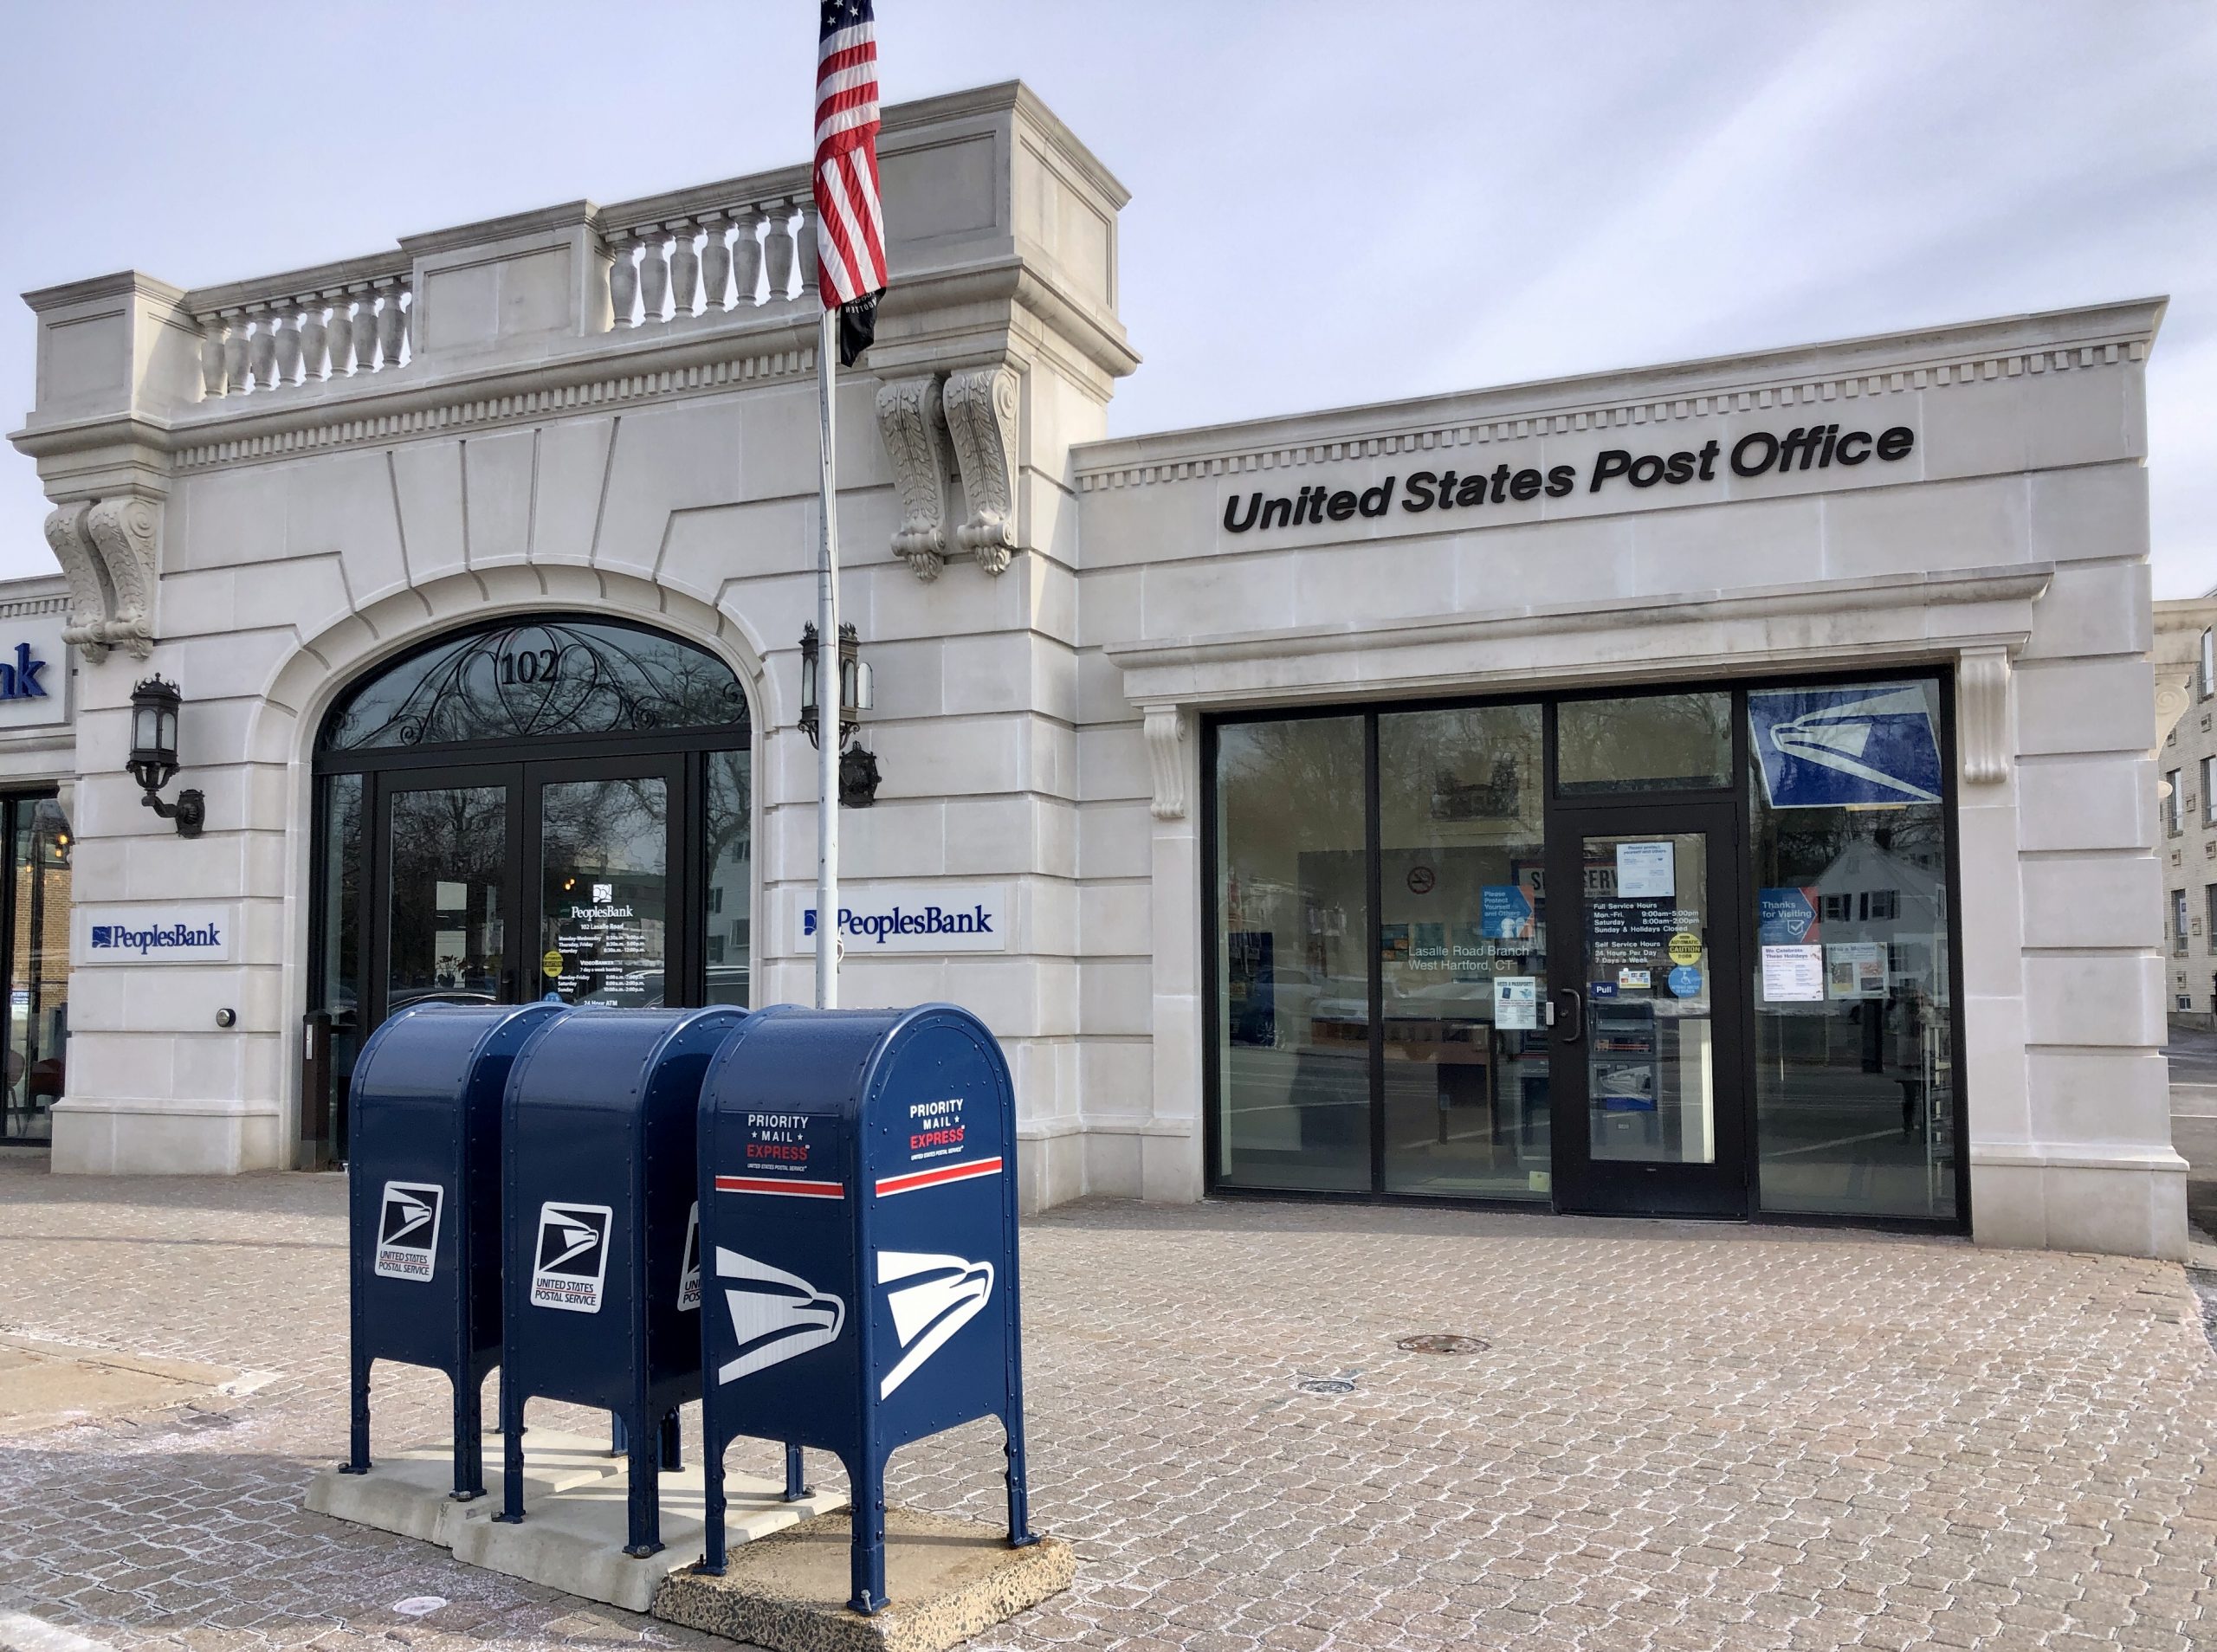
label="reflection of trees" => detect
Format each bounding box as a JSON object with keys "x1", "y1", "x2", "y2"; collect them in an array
[
  {"x1": 1561, "y1": 694, "x2": 1729, "y2": 787},
  {"x1": 1379, "y1": 707, "x2": 1542, "y2": 839},
  {"x1": 326, "y1": 621, "x2": 747, "y2": 751},
  {"x1": 1756, "y1": 802, "x2": 1948, "y2": 885},
  {"x1": 1219, "y1": 719, "x2": 1363, "y2": 850},
  {"x1": 389, "y1": 786, "x2": 507, "y2": 989}
]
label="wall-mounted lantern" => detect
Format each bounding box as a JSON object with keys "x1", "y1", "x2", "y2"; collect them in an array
[
  {"x1": 799, "y1": 623, "x2": 880, "y2": 806},
  {"x1": 127, "y1": 676, "x2": 204, "y2": 837}
]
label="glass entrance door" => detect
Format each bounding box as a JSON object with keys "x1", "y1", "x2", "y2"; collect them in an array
[
  {"x1": 365, "y1": 755, "x2": 684, "y2": 1028},
  {"x1": 1548, "y1": 808, "x2": 1749, "y2": 1216}
]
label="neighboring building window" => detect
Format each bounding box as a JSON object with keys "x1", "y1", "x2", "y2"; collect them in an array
[
  {"x1": 2168, "y1": 771, "x2": 2184, "y2": 836},
  {"x1": 2200, "y1": 627, "x2": 2214, "y2": 700},
  {"x1": 2175, "y1": 889, "x2": 2191, "y2": 956},
  {"x1": 706, "y1": 935, "x2": 725, "y2": 964},
  {"x1": 1867, "y1": 890, "x2": 1899, "y2": 920},
  {"x1": 2203, "y1": 757, "x2": 2215, "y2": 825},
  {"x1": 2181, "y1": 994, "x2": 2196, "y2": 1012}
]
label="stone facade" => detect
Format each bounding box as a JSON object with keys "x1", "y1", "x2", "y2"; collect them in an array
[{"x1": 4, "y1": 81, "x2": 2189, "y2": 1258}]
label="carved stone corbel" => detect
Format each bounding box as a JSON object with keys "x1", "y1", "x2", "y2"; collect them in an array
[
  {"x1": 943, "y1": 364, "x2": 1020, "y2": 575},
  {"x1": 84, "y1": 497, "x2": 160, "y2": 661},
  {"x1": 1142, "y1": 703, "x2": 1189, "y2": 821},
  {"x1": 46, "y1": 503, "x2": 111, "y2": 662},
  {"x1": 1957, "y1": 645, "x2": 2011, "y2": 784},
  {"x1": 875, "y1": 372, "x2": 952, "y2": 582}
]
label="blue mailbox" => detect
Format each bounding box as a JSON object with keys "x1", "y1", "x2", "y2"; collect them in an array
[
  {"x1": 497, "y1": 1005, "x2": 745, "y2": 1557},
  {"x1": 695, "y1": 1003, "x2": 1035, "y2": 1614},
  {"x1": 342, "y1": 1000, "x2": 569, "y2": 1498}
]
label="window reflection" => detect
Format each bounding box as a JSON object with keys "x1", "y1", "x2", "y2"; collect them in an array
[
  {"x1": 1, "y1": 797, "x2": 69, "y2": 1145},
  {"x1": 1215, "y1": 717, "x2": 1368, "y2": 1191},
  {"x1": 1379, "y1": 706, "x2": 1549, "y2": 1197},
  {"x1": 1748, "y1": 678, "x2": 1955, "y2": 1219},
  {"x1": 1557, "y1": 693, "x2": 1732, "y2": 794}
]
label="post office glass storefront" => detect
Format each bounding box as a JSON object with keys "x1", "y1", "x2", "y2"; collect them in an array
[
  {"x1": 303, "y1": 615, "x2": 752, "y2": 1170},
  {"x1": 1206, "y1": 674, "x2": 1964, "y2": 1225},
  {"x1": 0, "y1": 792, "x2": 70, "y2": 1146}
]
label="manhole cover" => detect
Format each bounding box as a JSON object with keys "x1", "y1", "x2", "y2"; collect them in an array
[
  {"x1": 1396, "y1": 1333, "x2": 1489, "y2": 1354},
  {"x1": 1296, "y1": 1378, "x2": 1355, "y2": 1395}
]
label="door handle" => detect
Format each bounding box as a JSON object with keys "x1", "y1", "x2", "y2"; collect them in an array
[{"x1": 1555, "y1": 987, "x2": 1583, "y2": 1043}]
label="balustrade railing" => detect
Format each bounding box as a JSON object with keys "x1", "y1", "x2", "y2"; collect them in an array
[
  {"x1": 606, "y1": 199, "x2": 817, "y2": 329},
  {"x1": 195, "y1": 279, "x2": 412, "y2": 400},
  {"x1": 185, "y1": 188, "x2": 822, "y2": 405}
]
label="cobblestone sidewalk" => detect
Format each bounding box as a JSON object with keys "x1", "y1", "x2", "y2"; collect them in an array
[{"x1": 1, "y1": 1158, "x2": 2212, "y2": 1652}]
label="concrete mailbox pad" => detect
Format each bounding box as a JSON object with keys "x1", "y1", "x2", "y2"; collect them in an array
[
  {"x1": 655, "y1": 1507, "x2": 1076, "y2": 1652},
  {"x1": 306, "y1": 1430, "x2": 843, "y2": 1614}
]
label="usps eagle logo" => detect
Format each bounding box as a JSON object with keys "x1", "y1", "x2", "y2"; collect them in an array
[
  {"x1": 527, "y1": 1202, "x2": 613, "y2": 1313},
  {"x1": 372, "y1": 1181, "x2": 443, "y2": 1281},
  {"x1": 1751, "y1": 686, "x2": 1942, "y2": 809},
  {"x1": 877, "y1": 1251, "x2": 994, "y2": 1399},
  {"x1": 714, "y1": 1249, "x2": 846, "y2": 1384}
]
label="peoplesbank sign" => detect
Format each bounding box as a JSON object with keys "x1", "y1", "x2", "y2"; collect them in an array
[
  {"x1": 1221, "y1": 420, "x2": 1916, "y2": 535},
  {"x1": 785, "y1": 882, "x2": 1012, "y2": 956}
]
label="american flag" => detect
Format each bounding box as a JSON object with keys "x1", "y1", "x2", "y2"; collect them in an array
[{"x1": 816, "y1": 0, "x2": 885, "y2": 361}]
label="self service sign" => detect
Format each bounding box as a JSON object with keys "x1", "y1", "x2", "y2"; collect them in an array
[{"x1": 695, "y1": 1003, "x2": 1036, "y2": 1615}]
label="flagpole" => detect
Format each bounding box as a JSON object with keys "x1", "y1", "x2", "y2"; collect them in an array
[{"x1": 815, "y1": 300, "x2": 840, "y2": 1011}]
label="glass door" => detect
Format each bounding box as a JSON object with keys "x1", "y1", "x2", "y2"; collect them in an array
[
  {"x1": 1548, "y1": 806, "x2": 1749, "y2": 1216},
  {"x1": 528, "y1": 755, "x2": 685, "y2": 1007},
  {"x1": 370, "y1": 765, "x2": 524, "y2": 1027}
]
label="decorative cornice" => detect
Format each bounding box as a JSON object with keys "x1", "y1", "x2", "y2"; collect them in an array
[
  {"x1": 1074, "y1": 301, "x2": 2162, "y2": 495},
  {"x1": 168, "y1": 340, "x2": 815, "y2": 473}
]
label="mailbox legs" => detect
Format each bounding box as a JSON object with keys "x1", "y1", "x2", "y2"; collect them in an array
[
  {"x1": 658, "y1": 1410, "x2": 682, "y2": 1472},
  {"x1": 496, "y1": 1392, "x2": 527, "y2": 1524},
  {"x1": 449, "y1": 1367, "x2": 488, "y2": 1500},
  {"x1": 849, "y1": 1452, "x2": 889, "y2": 1615},
  {"x1": 623, "y1": 1419, "x2": 664, "y2": 1558},
  {"x1": 783, "y1": 1442, "x2": 810, "y2": 1501},
  {"x1": 1004, "y1": 1423, "x2": 1036, "y2": 1547},
  {"x1": 342, "y1": 1352, "x2": 372, "y2": 1475}
]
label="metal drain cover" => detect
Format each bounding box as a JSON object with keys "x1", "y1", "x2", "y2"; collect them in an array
[
  {"x1": 1296, "y1": 1377, "x2": 1355, "y2": 1394},
  {"x1": 1397, "y1": 1333, "x2": 1488, "y2": 1354}
]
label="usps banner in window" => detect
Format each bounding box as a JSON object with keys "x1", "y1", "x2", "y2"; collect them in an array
[
  {"x1": 785, "y1": 882, "x2": 1012, "y2": 955},
  {"x1": 76, "y1": 906, "x2": 236, "y2": 964},
  {"x1": 1748, "y1": 684, "x2": 1943, "y2": 809}
]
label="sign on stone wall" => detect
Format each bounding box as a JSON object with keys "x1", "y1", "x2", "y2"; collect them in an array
[
  {"x1": 0, "y1": 616, "x2": 68, "y2": 728},
  {"x1": 76, "y1": 905, "x2": 236, "y2": 964},
  {"x1": 785, "y1": 884, "x2": 1012, "y2": 955}
]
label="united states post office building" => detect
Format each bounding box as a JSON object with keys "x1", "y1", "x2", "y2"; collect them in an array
[{"x1": 3, "y1": 83, "x2": 2188, "y2": 1259}]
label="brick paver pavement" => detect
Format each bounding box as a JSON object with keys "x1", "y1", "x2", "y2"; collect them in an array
[{"x1": 1, "y1": 1157, "x2": 2213, "y2": 1652}]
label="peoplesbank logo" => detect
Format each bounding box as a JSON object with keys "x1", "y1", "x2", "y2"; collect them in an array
[
  {"x1": 791, "y1": 884, "x2": 1011, "y2": 955},
  {"x1": 89, "y1": 920, "x2": 224, "y2": 955}
]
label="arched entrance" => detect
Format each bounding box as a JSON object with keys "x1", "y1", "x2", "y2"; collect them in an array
[{"x1": 304, "y1": 615, "x2": 753, "y2": 1165}]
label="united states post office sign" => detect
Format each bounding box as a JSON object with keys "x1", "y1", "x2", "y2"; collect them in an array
[
  {"x1": 785, "y1": 883, "x2": 1012, "y2": 955},
  {"x1": 0, "y1": 616, "x2": 68, "y2": 728},
  {"x1": 76, "y1": 906, "x2": 236, "y2": 964}
]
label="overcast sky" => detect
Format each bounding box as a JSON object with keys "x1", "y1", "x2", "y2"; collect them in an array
[{"x1": 3, "y1": 2, "x2": 2213, "y2": 590}]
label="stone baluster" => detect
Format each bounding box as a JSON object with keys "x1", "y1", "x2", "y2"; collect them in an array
[
  {"x1": 638, "y1": 230, "x2": 670, "y2": 324},
  {"x1": 608, "y1": 233, "x2": 640, "y2": 327},
  {"x1": 273, "y1": 307, "x2": 304, "y2": 385},
  {"x1": 376, "y1": 281, "x2": 407, "y2": 367},
  {"x1": 669, "y1": 221, "x2": 701, "y2": 318},
  {"x1": 247, "y1": 309, "x2": 277, "y2": 390},
  {"x1": 732, "y1": 211, "x2": 765, "y2": 307},
  {"x1": 352, "y1": 287, "x2": 383, "y2": 372},
  {"x1": 765, "y1": 203, "x2": 798, "y2": 301},
  {"x1": 701, "y1": 213, "x2": 733, "y2": 312},
  {"x1": 223, "y1": 311, "x2": 250, "y2": 393},
  {"x1": 299, "y1": 301, "x2": 329, "y2": 381},
  {"x1": 797, "y1": 209, "x2": 819, "y2": 298},
  {"x1": 198, "y1": 316, "x2": 229, "y2": 398},
  {"x1": 325, "y1": 298, "x2": 353, "y2": 376}
]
